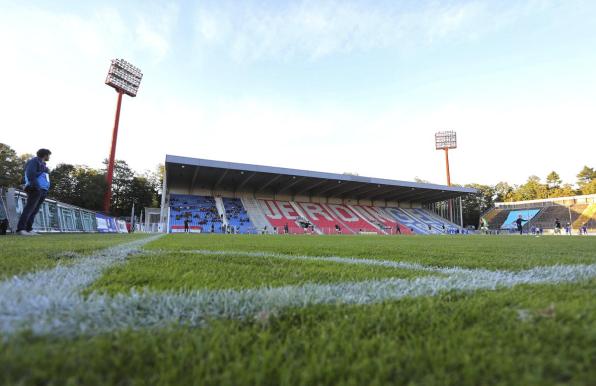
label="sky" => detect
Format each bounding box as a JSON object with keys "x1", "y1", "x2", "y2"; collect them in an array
[{"x1": 1, "y1": 0, "x2": 595, "y2": 187}]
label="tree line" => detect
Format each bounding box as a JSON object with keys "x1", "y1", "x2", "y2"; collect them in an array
[{"x1": 0, "y1": 143, "x2": 162, "y2": 217}]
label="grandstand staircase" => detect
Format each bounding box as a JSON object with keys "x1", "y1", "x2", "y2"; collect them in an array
[
  {"x1": 214, "y1": 197, "x2": 229, "y2": 227},
  {"x1": 572, "y1": 203, "x2": 596, "y2": 229},
  {"x1": 240, "y1": 197, "x2": 271, "y2": 233}
]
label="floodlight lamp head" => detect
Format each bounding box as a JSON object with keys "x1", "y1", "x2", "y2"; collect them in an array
[
  {"x1": 105, "y1": 58, "x2": 143, "y2": 97},
  {"x1": 435, "y1": 130, "x2": 457, "y2": 150}
]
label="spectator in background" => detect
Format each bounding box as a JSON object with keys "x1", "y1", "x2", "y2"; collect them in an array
[
  {"x1": 554, "y1": 218, "x2": 562, "y2": 234},
  {"x1": 16, "y1": 149, "x2": 51, "y2": 236},
  {"x1": 184, "y1": 218, "x2": 189, "y2": 233}
]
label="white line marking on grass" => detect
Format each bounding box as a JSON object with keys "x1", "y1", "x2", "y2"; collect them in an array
[
  {"x1": 0, "y1": 235, "x2": 162, "y2": 337},
  {"x1": 1, "y1": 244, "x2": 595, "y2": 338},
  {"x1": 176, "y1": 249, "x2": 488, "y2": 276}
]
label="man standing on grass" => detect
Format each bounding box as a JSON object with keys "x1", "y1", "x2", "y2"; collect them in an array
[
  {"x1": 16, "y1": 149, "x2": 51, "y2": 236},
  {"x1": 514, "y1": 215, "x2": 528, "y2": 235}
]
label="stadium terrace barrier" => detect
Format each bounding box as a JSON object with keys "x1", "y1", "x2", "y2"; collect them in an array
[{"x1": 0, "y1": 188, "x2": 126, "y2": 233}]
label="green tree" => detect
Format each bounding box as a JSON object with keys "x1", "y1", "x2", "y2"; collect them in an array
[
  {"x1": 494, "y1": 181, "x2": 514, "y2": 202},
  {"x1": 577, "y1": 166, "x2": 595, "y2": 184},
  {"x1": 461, "y1": 183, "x2": 495, "y2": 227},
  {"x1": 49, "y1": 164, "x2": 78, "y2": 203},
  {"x1": 103, "y1": 160, "x2": 135, "y2": 216},
  {"x1": 127, "y1": 176, "x2": 159, "y2": 216},
  {"x1": 580, "y1": 179, "x2": 596, "y2": 195},
  {"x1": 546, "y1": 171, "x2": 561, "y2": 190},
  {"x1": 50, "y1": 164, "x2": 106, "y2": 211},
  {"x1": 73, "y1": 167, "x2": 106, "y2": 211},
  {"x1": 0, "y1": 143, "x2": 25, "y2": 187},
  {"x1": 576, "y1": 166, "x2": 595, "y2": 194},
  {"x1": 548, "y1": 184, "x2": 576, "y2": 198},
  {"x1": 509, "y1": 176, "x2": 548, "y2": 201}
]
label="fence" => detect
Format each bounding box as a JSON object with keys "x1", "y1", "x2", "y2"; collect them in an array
[{"x1": 0, "y1": 187, "x2": 126, "y2": 234}]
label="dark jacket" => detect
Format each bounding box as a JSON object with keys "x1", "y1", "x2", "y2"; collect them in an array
[{"x1": 24, "y1": 157, "x2": 50, "y2": 191}]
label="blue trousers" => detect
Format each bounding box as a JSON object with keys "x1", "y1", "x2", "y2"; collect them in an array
[{"x1": 17, "y1": 188, "x2": 47, "y2": 232}]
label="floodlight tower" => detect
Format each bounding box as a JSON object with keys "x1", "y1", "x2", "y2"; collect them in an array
[
  {"x1": 435, "y1": 130, "x2": 458, "y2": 223},
  {"x1": 434, "y1": 130, "x2": 457, "y2": 186},
  {"x1": 103, "y1": 59, "x2": 143, "y2": 213}
]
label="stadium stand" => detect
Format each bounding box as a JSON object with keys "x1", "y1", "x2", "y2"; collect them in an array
[
  {"x1": 412, "y1": 208, "x2": 461, "y2": 232},
  {"x1": 573, "y1": 203, "x2": 596, "y2": 229},
  {"x1": 351, "y1": 205, "x2": 412, "y2": 235},
  {"x1": 162, "y1": 156, "x2": 479, "y2": 234},
  {"x1": 384, "y1": 207, "x2": 435, "y2": 234},
  {"x1": 294, "y1": 202, "x2": 352, "y2": 234},
  {"x1": 222, "y1": 197, "x2": 255, "y2": 233},
  {"x1": 482, "y1": 208, "x2": 511, "y2": 230},
  {"x1": 530, "y1": 205, "x2": 570, "y2": 230},
  {"x1": 258, "y1": 200, "x2": 311, "y2": 234},
  {"x1": 500, "y1": 209, "x2": 541, "y2": 230},
  {"x1": 241, "y1": 197, "x2": 273, "y2": 233},
  {"x1": 167, "y1": 195, "x2": 468, "y2": 235},
  {"x1": 168, "y1": 194, "x2": 476, "y2": 235},
  {"x1": 322, "y1": 203, "x2": 381, "y2": 234},
  {"x1": 169, "y1": 194, "x2": 222, "y2": 233},
  {"x1": 484, "y1": 194, "x2": 596, "y2": 233}
]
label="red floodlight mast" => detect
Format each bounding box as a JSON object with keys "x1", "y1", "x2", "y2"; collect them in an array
[
  {"x1": 434, "y1": 130, "x2": 457, "y2": 186},
  {"x1": 103, "y1": 59, "x2": 143, "y2": 213},
  {"x1": 435, "y1": 130, "x2": 457, "y2": 222}
]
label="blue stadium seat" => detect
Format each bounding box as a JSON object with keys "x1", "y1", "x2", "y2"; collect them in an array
[
  {"x1": 169, "y1": 194, "x2": 222, "y2": 233},
  {"x1": 222, "y1": 198, "x2": 255, "y2": 234}
]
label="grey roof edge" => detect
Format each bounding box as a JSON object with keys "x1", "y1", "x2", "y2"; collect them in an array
[{"x1": 165, "y1": 154, "x2": 477, "y2": 194}]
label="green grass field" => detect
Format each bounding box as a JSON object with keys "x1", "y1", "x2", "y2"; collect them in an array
[{"x1": 1, "y1": 233, "x2": 595, "y2": 386}]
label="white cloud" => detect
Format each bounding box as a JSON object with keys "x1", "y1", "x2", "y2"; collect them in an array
[{"x1": 193, "y1": 0, "x2": 535, "y2": 62}]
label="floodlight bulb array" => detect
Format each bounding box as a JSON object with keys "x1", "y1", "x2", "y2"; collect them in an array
[
  {"x1": 435, "y1": 130, "x2": 457, "y2": 150},
  {"x1": 105, "y1": 58, "x2": 143, "y2": 97}
]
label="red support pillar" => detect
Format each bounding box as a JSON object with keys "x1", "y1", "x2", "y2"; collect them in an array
[
  {"x1": 444, "y1": 148, "x2": 453, "y2": 222},
  {"x1": 444, "y1": 148, "x2": 451, "y2": 187},
  {"x1": 103, "y1": 90, "x2": 124, "y2": 213}
]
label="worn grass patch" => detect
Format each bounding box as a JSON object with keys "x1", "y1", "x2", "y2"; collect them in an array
[
  {"x1": 145, "y1": 234, "x2": 596, "y2": 270},
  {"x1": 87, "y1": 251, "x2": 432, "y2": 294},
  {"x1": 3, "y1": 279, "x2": 595, "y2": 386},
  {"x1": 0, "y1": 234, "x2": 151, "y2": 279}
]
